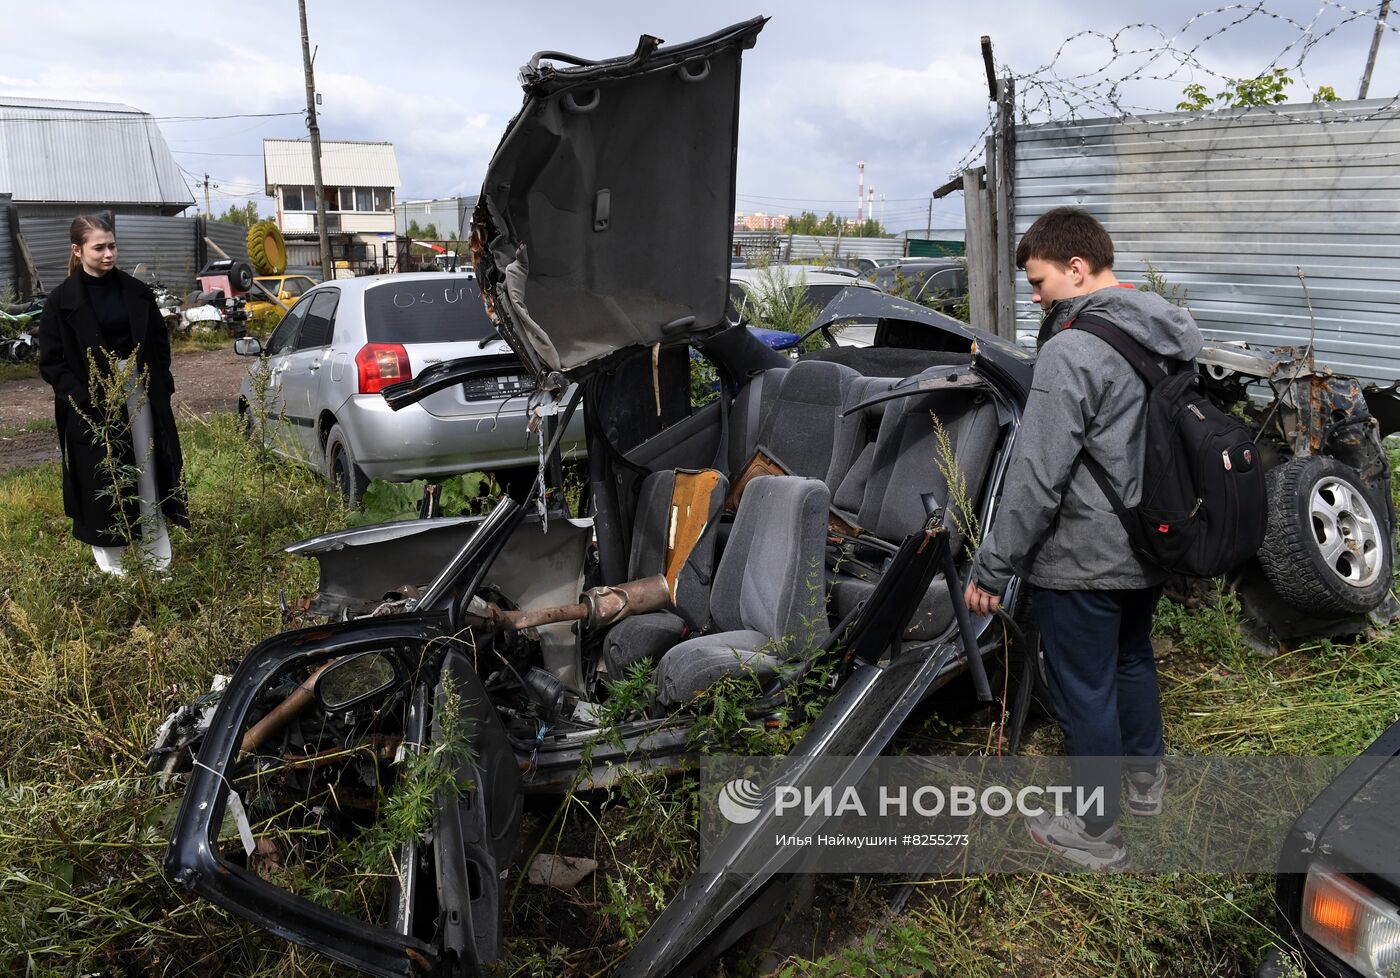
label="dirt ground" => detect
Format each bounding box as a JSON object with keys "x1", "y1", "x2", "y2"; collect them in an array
[{"x1": 0, "y1": 348, "x2": 248, "y2": 474}]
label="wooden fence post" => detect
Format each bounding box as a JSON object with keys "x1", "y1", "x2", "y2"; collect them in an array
[
  {"x1": 963, "y1": 167, "x2": 996, "y2": 332},
  {"x1": 993, "y1": 75, "x2": 1017, "y2": 341}
]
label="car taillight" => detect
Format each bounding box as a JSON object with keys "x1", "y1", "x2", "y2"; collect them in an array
[{"x1": 356, "y1": 343, "x2": 412, "y2": 395}]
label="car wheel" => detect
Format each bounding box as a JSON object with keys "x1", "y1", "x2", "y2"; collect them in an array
[
  {"x1": 1257, "y1": 456, "x2": 1392, "y2": 617},
  {"x1": 325, "y1": 424, "x2": 369, "y2": 506}
]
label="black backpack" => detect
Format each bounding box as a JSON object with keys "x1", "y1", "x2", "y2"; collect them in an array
[{"x1": 1067, "y1": 314, "x2": 1267, "y2": 578}]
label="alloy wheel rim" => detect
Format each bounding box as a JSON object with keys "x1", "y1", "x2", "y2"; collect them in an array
[{"x1": 1309, "y1": 476, "x2": 1383, "y2": 588}]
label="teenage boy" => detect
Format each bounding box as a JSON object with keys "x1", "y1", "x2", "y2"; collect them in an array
[{"x1": 964, "y1": 207, "x2": 1203, "y2": 870}]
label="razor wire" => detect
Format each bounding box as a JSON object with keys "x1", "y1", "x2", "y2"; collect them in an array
[{"x1": 948, "y1": 0, "x2": 1400, "y2": 179}]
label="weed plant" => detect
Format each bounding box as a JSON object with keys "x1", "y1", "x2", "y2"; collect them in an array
[{"x1": 0, "y1": 407, "x2": 343, "y2": 975}]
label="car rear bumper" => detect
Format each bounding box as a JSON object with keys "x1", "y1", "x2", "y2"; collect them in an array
[{"x1": 343, "y1": 394, "x2": 586, "y2": 480}]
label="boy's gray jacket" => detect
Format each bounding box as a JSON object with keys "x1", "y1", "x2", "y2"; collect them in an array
[{"x1": 971, "y1": 286, "x2": 1204, "y2": 593}]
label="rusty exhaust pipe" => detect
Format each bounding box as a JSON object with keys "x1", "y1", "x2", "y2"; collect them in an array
[{"x1": 480, "y1": 575, "x2": 672, "y2": 632}]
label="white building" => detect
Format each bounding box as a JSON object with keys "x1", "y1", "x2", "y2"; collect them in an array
[{"x1": 263, "y1": 138, "x2": 400, "y2": 271}]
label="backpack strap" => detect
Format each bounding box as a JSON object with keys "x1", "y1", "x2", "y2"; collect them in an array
[
  {"x1": 1061, "y1": 313, "x2": 1153, "y2": 529},
  {"x1": 1080, "y1": 451, "x2": 1133, "y2": 531},
  {"x1": 1068, "y1": 314, "x2": 1170, "y2": 389}
]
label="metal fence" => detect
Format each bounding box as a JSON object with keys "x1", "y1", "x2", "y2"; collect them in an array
[
  {"x1": 733, "y1": 232, "x2": 905, "y2": 266},
  {"x1": 118, "y1": 215, "x2": 202, "y2": 294},
  {"x1": 0, "y1": 197, "x2": 12, "y2": 298},
  {"x1": 1013, "y1": 99, "x2": 1400, "y2": 383},
  {"x1": 9, "y1": 212, "x2": 250, "y2": 297}
]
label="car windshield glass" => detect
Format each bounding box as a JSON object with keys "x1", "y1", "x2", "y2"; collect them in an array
[
  {"x1": 282, "y1": 278, "x2": 312, "y2": 298},
  {"x1": 363, "y1": 277, "x2": 494, "y2": 344}
]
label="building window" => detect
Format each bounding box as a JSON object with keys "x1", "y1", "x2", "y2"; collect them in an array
[
  {"x1": 283, "y1": 186, "x2": 303, "y2": 211},
  {"x1": 338, "y1": 187, "x2": 355, "y2": 212},
  {"x1": 355, "y1": 187, "x2": 372, "y2": 212},
  {"x1": 374, "y1": 188, "x2": 392, "y2": 212}
]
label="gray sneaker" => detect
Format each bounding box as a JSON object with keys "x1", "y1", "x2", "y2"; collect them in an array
[
  {"x1": 1025, "y1": 813, "x2": 1128, "y2": 871},
  {"x1": 1127, "y1": 763, "x2": 1167, "y2": 816}
]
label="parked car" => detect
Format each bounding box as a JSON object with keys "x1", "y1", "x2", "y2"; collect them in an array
[
  {"x1": 1258, "y1": 720, "x2": 1400, "y2": 978},
  {"x1": 162, "y1": 18, "x2": 1400, "y2": 978},
  {"x1": 872, "y1": 258, "x2": 968, "y2": 316},
  {"x1": 728, "y1": 264, "x2": 882, "y2": 346},
  {"x1": 233, "y1": 271, "x2": 586, "y2": 502},
  {"x1": 245, "y1": 274, "x2": 318, "y2": 320}
]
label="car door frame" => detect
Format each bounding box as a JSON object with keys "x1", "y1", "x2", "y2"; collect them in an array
[
  {"x1": 258, "y1": 299, "x2": 312, "y2": 459},
  {"x1": 278, "y1": 288, "x2": 341, "y2": 459}
]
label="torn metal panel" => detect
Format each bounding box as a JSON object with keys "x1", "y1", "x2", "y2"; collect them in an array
[
  {"x1": 471, "y1": 19, "x2": 767, "y2": 382},
  {"x1": 288, "y1": 514, "x2": 593, "y2": 689}
]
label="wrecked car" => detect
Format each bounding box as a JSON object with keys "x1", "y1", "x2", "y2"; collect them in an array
[
  {"x1": 157, "y1": 16, "x2": 1399, "y2": 978},
  {"x1": 1257, "y1": 718, "x2": 1400, "y2": 978},
  {"x1": 1191, "y1": 341, "x2": 1398, "y2": 642}
]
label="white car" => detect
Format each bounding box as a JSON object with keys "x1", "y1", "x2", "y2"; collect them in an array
[
  {"x1": 234, "y1": 271, "x2": 585, "y2": 501},
  {"x1": 728, "y1": 265, "x2": 883, "y2": 347}
]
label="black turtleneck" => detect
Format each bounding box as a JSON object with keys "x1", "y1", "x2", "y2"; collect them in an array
[{"x1": 80, "y1": 268, "x2": 134, "y2": 358}]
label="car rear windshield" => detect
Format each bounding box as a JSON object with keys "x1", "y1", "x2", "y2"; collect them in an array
[{"x1": 363, "y1": 277, "x2": 495, "y2": 344}]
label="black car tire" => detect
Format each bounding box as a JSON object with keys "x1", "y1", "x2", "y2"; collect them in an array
[
  {"x1": 227, "y1": 260, "x2": 256, "y2": 292},
  {"x1": 325, "y1": 423, "x2": 369, "y2": 506},
  {"x1": 1257, "y1": 456, "x2": 1392, "y2": 617}
]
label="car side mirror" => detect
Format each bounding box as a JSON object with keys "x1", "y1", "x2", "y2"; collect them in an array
[
  {"x1": 234, "y1": 337, "x2": 263, "y2": 356},
  {"x1": 314, "y1": 651, "x2": 399, "y2": 712}
]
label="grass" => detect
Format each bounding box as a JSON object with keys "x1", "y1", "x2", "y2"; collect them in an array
[
  {"x1": 0, "y1": 413, "x2": 344, "y2": 976},
  {"x1": 0, "y1": 418, "x2": 55, "y2": 439},
  {"x1": 0, "y1": 412, "x2": 1394, "y2": 976}
]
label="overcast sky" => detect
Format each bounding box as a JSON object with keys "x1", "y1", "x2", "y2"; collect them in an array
[{"x1": 4, "y1": 0, "x2": 1396, "y2": 232}]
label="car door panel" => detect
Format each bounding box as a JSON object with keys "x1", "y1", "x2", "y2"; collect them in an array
[
  {"x1": 258, "y1": 302, "x2": 310, "y2": 460},
  {"x1": 280, "y1": 290, "x2": 340, "y2": 457}
]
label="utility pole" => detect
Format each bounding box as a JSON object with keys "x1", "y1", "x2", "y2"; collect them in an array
[
  {"x1": 299, "y1": 0, "x2": 332, "y2": 282},
  {"x1": 203, "y1": 174, "x2": 211, "y2": 219},
  {"x1": 926, "y1": 192, "x2": 933, "y2": 236},
  {"x1": 1359, "y1": 0, "x2": 1391, "y2": 99}
]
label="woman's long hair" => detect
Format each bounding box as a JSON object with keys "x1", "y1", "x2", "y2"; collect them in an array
[{"x1": 68, "y1": 215, "x2": 115, "y2": 276}]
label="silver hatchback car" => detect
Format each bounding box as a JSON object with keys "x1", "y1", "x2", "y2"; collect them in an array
[{"x1": 235, "y1": 271, "x2": 585, "y2": 500}]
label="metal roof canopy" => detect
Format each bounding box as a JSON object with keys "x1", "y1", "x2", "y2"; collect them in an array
[
  {"x1": 0, "y1": 97, "x2": 192, "y2": 211},
  {"x1": 263, "y1": 139, "x2": 401, "y2": 192}
]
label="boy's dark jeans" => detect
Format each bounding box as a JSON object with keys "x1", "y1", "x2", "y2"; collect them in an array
[{"x1": 1033, "y1": 585, "x2": 1165, "y2": 834}]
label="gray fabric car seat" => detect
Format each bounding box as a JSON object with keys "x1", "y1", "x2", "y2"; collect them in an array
[
  {"x1": 601, "y1": 468, "x2": 728, "y2": 679},
  {"x1": 828, "y1": 389, "x2": 1001, "y2": 641},
  {"x1": 655, "y1": 476, "x2": 831, "y2": 705},
  {"x1": 825, "y1": 375, "x2": 900, "y2": 512},
  {"x1": 727, "y1": 361, "x2": 860, "y2": 481}
]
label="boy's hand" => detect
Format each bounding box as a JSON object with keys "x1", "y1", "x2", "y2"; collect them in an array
[{"x1": 964, "y1": 581, "x2": 1001, "y2": 617}]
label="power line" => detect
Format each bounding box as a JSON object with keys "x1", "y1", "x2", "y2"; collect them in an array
[{"x1": 0, "y1": 109, "x2": 303, "y2": 125}]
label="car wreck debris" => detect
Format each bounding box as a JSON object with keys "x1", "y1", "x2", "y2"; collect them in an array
[{"x1": 462, "y1": 575, "x2": 671, "y2": 633}]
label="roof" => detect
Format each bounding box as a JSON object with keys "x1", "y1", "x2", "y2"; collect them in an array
[
  {"x1": 263, "y1": 139, "x2": 401, "y2": 191},
  {"x1": 0, "y1": 96, "x2": 193, "y2": 207},
  {"x1": 730, "y1": 266, "x2": 880, "y2": 289}
]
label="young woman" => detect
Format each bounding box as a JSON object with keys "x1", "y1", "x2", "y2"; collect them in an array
[{"x1": 37, "y1": 215, "x2": 188, "y2": 574}]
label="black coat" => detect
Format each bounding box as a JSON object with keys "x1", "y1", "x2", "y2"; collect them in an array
[{"x1": 37, "y1": 269, "x2": 188, "y2": 547}]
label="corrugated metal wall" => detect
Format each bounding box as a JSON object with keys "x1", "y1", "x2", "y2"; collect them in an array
[
  {"x1": 0, "y1": 196, "x2": 13, "y2": 297},
  {"x1": 733, "y1": 232, "x2": 906, "y2": 263},
  {"x1": 118, "y1": 215, "x2": 199, "y2": 293},
  {"x1": 1014, "y1": 100, "x2": 1400, "y2": 383},
  {"x1": 19, "y1": 216, "x2": 80, "y2": 293},
  {"x1": 14, "y1": 213, "x2": 257, "y2": 296},
  {"x1": 205, "y1": 220, "x2": 251, "y2": 267}
]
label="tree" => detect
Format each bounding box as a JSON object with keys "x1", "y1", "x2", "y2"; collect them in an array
[
  {"x1": 216, "y1": 201, "x2": 261, "y2": 228},
  {"x1": 1178, "y1": 68, "x2": 1339, "y2": 111},
  {"x1": 407, "y1": 219, "x2": 423, "y2": 237}
]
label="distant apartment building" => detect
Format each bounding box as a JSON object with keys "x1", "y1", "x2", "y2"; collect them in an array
[
  {"x1": 734, "y1": 211, "x2": 789, "y2": 231},
  {"x1": 263, "y1": 138, "x2": 400, "y2": 271}
]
